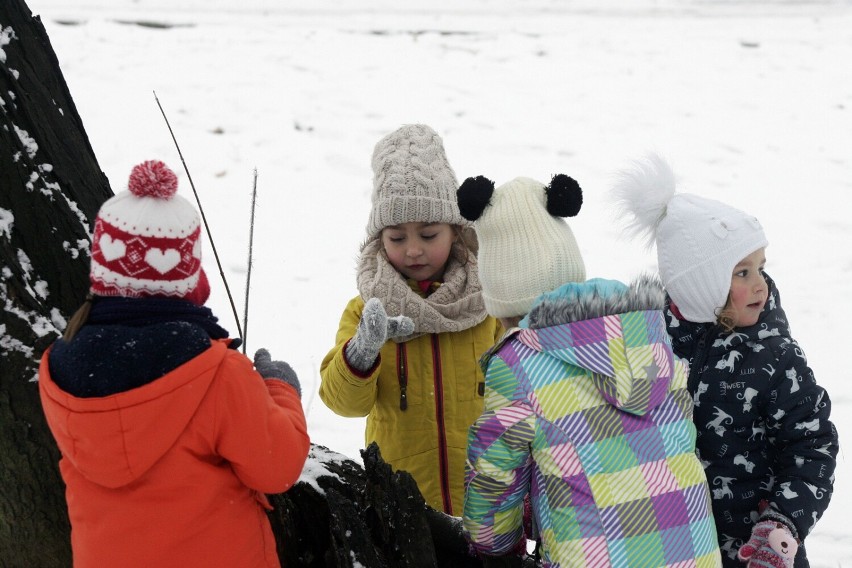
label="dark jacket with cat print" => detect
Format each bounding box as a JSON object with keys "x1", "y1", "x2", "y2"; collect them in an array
[{"x1": 666, "y1": 273, "x2": 837, "y2": 567}]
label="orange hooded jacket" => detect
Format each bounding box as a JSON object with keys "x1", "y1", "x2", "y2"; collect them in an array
[{"x1": 39, "y1": 339, "x2": 309, "y2": 568}]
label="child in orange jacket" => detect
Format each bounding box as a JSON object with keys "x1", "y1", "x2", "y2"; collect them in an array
[{"x1": 38, "y1": 160, "x2": 310, "y2": 568}]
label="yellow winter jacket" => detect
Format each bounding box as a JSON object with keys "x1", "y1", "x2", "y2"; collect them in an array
[{"x1": 320, "y1": 294, "x2": 502, "y2": 515}]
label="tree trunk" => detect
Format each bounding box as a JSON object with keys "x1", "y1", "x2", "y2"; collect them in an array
[
  {"x1": 267, "y1": 443, "x2": 486, "y2": 568},
  {"x1": 1, "y1": 0, "x2": 112, "y2": 565}
]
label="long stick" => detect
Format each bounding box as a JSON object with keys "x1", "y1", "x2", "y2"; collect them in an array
[
  {"x1": 241, "y1": 169, "x2": 258, "y2": 354},
  {"x1": 153, "y1": 91, "x2": 243, "y2": 340}
]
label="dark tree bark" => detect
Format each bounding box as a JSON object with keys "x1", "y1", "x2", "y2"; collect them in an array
[
  {"x1": 1, "y1": 0, "x2": 112, "y2": 565},
  {"x1": 268, "y1": 443, "x2": 486, "y2": 568}
]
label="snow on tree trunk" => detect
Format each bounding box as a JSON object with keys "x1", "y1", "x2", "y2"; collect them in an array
[{"x1": 1, "y1": 0, "x2": 113, "y2": 564}]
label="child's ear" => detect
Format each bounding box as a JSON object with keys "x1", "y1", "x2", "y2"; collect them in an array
[
  {"x1": 546, "y1": 174, "x2": 583, "y2": 217},
  {"x1": 457, "y1": 176, "x2": 494, "y2": 221}
]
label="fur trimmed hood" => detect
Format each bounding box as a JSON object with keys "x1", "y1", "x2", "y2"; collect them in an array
[
  {"x1": 523, "y1": 274, "x2": 665, "y2": 329},
  {"x1": 493, "y1": 274, "x2": 679, "y2": 417}
]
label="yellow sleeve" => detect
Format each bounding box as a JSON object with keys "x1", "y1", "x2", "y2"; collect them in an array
[{"x1": 319, "y1": 296, "x2": 381, "y2": 417}]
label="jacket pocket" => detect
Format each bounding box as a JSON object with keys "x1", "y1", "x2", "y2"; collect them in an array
[{"x1": 457, "y1": 331, "x2": 489, "y2": 402}]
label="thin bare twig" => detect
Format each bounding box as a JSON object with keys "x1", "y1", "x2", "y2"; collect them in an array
[
  {"x1": 153, "y1": 91, "x2": 243, "y2": 340},
  {"x1": 242, "y1": 169, "x2": 258, "y2": 354}
]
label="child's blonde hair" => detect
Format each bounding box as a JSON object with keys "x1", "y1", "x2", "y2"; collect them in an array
[
  {"x1": 452, "y1": 225, "x2": 475, "y2": 265},
  {"x1": 716, "y1": 292, "x2": 738, "y2": 333}
]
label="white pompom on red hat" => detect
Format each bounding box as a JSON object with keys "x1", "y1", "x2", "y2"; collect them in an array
[{"x1": 89, "y1": 160, "x2": 210, "y2": 305}]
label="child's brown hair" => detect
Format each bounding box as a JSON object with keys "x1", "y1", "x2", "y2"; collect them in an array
[{"x1": 62, "y1": 295, "x2": 93, "y2": 341}]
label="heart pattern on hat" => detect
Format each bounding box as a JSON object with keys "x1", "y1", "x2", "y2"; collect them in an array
[
  {"x1": 89, "y1": 161, "x2": 205, "y2": 302},
  {"x1": 145, "y1": 248, "x2": 181, "y2": 274},
  {"x1": 99, "y1": 234, "x2": 127, "y2": 261}
]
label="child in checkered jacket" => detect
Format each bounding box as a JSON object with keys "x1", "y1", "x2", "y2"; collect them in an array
[{"x1": 458, "y1": 174, "x2": 721, "y2": 567}]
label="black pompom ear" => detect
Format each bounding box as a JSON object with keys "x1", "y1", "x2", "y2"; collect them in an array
[
  {"x1": 457, "y1": 176, "x2": 495, "y2": 221},
  {"x1": 545, "y1": 174, "x2": 582, "y2": 217}
]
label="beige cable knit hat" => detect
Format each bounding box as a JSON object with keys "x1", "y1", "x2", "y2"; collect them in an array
[{"x1": 366, "y1": 124, "x2": 468, "y2": 238}]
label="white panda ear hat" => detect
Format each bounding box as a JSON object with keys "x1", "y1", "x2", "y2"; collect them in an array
[
  {"x1": 610, "y1": 153, "x2": 768, "y2": 323},
  {"x1": 457, "y1": 174, "x2": 586, "y2": 318}
]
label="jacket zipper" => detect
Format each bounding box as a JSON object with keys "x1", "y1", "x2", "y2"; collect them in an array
[
  {"x1": 687, "y1": 329, "x2": 713, "y2": 392},
  {"x1": 397, "y1": 343, "x2": 408, "y2": 411},
  {"x1": 431, "y1": 334, "x2": 452, "y2": 515}
]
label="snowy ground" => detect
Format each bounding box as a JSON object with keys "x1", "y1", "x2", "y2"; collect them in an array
[{"x1": 13, "y1": 0, "x2": 852, "y2": 563}]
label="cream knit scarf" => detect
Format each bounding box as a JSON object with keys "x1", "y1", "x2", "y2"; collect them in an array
[{"x1": 357, "y1": 237, "x2": 488, "y2": 342}]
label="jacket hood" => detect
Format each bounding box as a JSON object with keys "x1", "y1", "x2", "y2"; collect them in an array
[
  {"x1": 39, "y1": 340, "x2": 228, "y2": 489},
  {"x1": 515, "y1": 275, "x2": 675, "y2": 415},
  {"x1": 523, "y1": 274, "x2": 666, "y2": 329}
]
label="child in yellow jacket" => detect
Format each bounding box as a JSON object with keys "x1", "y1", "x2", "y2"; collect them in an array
[{"x1": 320, "y1": 124, "x2": 502, "y2": 514}]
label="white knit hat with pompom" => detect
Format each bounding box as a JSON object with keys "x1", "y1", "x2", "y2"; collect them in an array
[{"x1": 610, "y1": 154, "x2": 768, "y2": 323}]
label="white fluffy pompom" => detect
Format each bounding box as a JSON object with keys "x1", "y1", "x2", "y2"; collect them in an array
[{"x1": 610, "y1": 153, "x2": 676, "y2": 250}]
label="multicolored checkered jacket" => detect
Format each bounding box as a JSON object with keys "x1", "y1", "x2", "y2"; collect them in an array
[{"x1": 464, "y1": 277, "x2": 722, "y2": 567}]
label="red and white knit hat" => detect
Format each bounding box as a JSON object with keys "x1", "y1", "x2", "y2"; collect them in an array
[{"x1": 89, "y1": 160, "x2": 210, "y2": 305}]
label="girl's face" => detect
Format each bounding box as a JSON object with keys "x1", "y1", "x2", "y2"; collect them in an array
[
  {"x1": 727, "y1": 247, "x2": 768, "y2": 328},
  {"x1": 381, "y1": 222, "x2": 456, "y2": 282}
]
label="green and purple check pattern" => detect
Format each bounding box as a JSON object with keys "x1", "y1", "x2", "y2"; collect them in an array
[{"x1": 464, "y1": 311, "x2": 720, "y2": 567}]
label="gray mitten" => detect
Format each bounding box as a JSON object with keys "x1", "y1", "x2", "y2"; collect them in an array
[
  {"x1": 253, "y1": 348, "x2": 301, "y2": 398},
  {"x1": 344, "y1": 298, "x2": 414, "y2": 372}
]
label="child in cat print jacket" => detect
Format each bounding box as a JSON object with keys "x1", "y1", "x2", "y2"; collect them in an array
[
  {"x1": 613, "y1": 154, "x2": 838, "y2": 568},
  {"x1": 666, "y1": 274, "x2": 836, "y2": 566}
]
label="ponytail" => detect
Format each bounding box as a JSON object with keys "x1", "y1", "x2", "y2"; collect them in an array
[{"x1": 62, "y1": 294, "x2": 93, "y2": 341}]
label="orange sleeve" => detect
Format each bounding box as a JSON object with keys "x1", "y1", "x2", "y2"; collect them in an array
[{"x1": 212, "y1": 350, "x2": 310, "y2": 494}]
